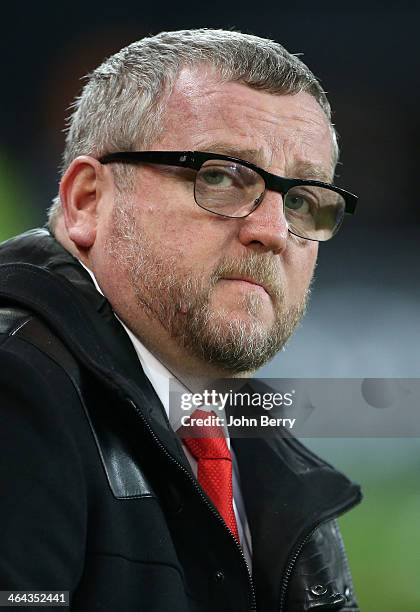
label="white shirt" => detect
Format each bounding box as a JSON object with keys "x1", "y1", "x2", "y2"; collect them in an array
[{"x1": 79, "y1": 261, "x2": 253, "y2": 569}]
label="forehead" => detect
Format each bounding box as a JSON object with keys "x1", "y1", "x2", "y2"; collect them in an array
[{"x1": 156, "y1": 67, "x2": 335, "y2": 179}]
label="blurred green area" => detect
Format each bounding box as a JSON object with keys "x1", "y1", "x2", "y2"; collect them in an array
[
  {"x1": 340, "y1": 468, "x2": 420, "y2": 611},
  {"x1": 305, "y1": 438, "x2": 420, "y2": 612},
  {"x1": 0, "y1": 153, "x2": 38, "y2": 242}
]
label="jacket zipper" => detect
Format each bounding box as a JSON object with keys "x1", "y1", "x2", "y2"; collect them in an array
[
  {"x1": 126, "y1": 397, "x2": 257, "y2": 611},
  {"x1": 278, "y1": 493, "x2": 362, "y2": 612}
]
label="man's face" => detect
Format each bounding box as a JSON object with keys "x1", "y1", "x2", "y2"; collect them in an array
[{"x1": 102, "y1": 69, "x2": 335, "y2": 375}]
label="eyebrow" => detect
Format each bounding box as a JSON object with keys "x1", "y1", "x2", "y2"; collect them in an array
[
  {"x1": 289, "y1": 160, "x2": 333, "y2": 184},
  {"x1": 195, "y1": 143, "x2": 267, "y2": 167},
  {"x1": 195, "y1": 142, "x2": 333, "y2": 184}
]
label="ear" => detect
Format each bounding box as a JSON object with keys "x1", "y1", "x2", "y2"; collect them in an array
[{"x1": 59, "y1": 156, "x2": 107, "y2": 249}]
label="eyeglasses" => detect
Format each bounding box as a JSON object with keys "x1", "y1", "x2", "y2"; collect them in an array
[{"x1": 98, "y1": 150, "x2": 358, "y2": 242}]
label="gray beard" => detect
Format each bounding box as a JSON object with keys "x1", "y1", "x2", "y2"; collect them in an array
[{"x1": 107, "y1": 200, "x2": 310, "y2": 374}]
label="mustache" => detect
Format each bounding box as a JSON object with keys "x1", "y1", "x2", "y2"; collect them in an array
[{"x1": 211, "y1": 253, "x2": 284, "y2": 301}]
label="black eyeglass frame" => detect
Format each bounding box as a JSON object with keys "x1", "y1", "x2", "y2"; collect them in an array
[{"x1": 98, "y1": 150, "x2": 358, "y2": 233}]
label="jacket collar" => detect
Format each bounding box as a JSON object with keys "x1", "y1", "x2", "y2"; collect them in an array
[{"x1": 232, "y1": 433, "x2": 361, "y2": 608}]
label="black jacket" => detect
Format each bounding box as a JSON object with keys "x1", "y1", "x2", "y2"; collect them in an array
[{"x1": 0, "y1": 228, "x2": 362, "y2": 611}]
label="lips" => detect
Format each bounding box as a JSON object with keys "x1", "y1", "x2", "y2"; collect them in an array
[{"x1": 222, "y1": 276, "x2": 270, "y2": 296}]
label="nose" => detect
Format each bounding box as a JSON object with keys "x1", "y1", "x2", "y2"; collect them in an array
[{"x1": 237, "y1": 191, "x2": 289, "y2": 255}]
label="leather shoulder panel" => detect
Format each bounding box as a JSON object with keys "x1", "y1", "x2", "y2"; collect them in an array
[
  {"x1": 0, "y1": 306, "x2": 154, "y2": 501},
  {"x1": 0, "y1": 306, "x2": 32, "y2": 336}
]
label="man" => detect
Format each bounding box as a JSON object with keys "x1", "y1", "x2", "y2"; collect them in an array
[{"x1": 0, "y1": 29, "x2": 361, "y2": 611}]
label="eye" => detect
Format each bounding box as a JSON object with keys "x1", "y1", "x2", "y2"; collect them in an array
[
  {"x1": 201, "y1": 169, "x2": 234, "y2": 187},
  {"x1": 285, "y1": 194, "x2": 311, "y2": 214}
]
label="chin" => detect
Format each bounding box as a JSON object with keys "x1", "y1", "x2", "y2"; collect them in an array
[{"x1": 215, "y1": 305, "x2": 276, "y2": 329}]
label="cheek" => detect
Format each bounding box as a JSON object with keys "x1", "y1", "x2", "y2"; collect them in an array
[
  {"x1": 137, "y1": 212, "x2": 225, "y2": 283},
  {"x1": 135, "y1": 176, "x2": 202, "y2": 244},
  {"x1": 169, "y1": 229, "x2": 224, "y2": 276},
  {"x1": 284, "y1": 241, "x2": 318, "y2": 297},
  {"x1": 138, "y1": 196, "x2": 230, "y2": 270}
]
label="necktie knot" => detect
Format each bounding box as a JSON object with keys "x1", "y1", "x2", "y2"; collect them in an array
[{"x1": 182, "y1": 409, "x2": 230, "y2": 460}]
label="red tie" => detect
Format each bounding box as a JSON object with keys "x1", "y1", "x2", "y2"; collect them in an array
[{"x1": 181, "y1": 409, "x2": 240, "y2": 542}]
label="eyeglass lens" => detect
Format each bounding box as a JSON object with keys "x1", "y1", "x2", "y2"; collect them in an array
[{"x1": 194, "y1": 159, "x2": 346, "y2": 241}]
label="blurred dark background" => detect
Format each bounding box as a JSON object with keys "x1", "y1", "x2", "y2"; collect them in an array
[{"x1": 1, "y1": 3, "x2": 419, "y2": 609}]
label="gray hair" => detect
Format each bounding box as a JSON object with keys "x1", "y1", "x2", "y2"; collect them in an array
[{"x1": 48, "y1": 28, "x2": 338, "y2": 229}]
